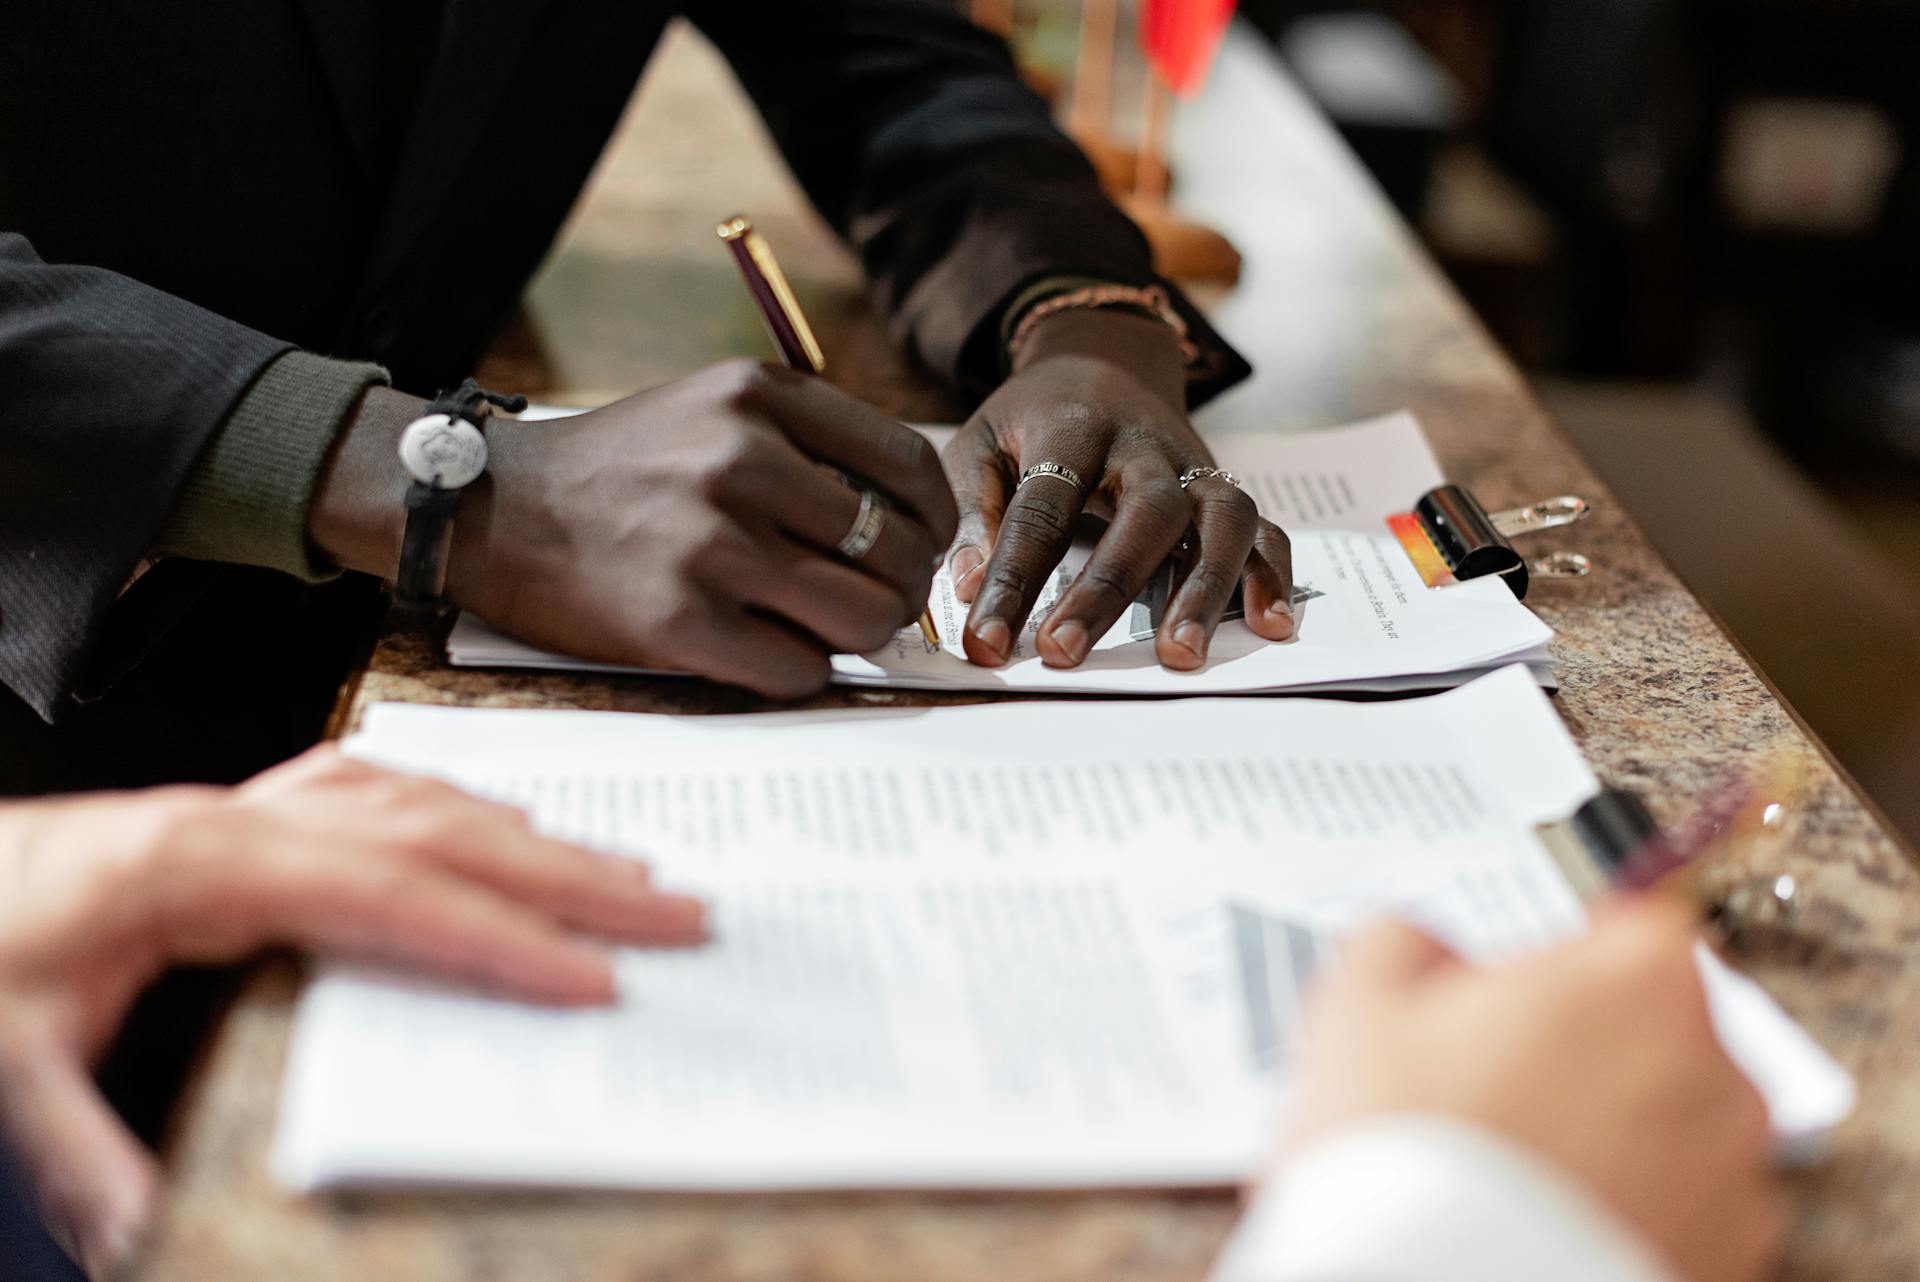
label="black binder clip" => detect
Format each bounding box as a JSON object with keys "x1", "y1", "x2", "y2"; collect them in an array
[
  {"x1": 1533, "y1": 789, "x2": 1663, "y2": 902},
  {"x1": 1386, "y1": 486, "x2": 1592, "y2": 599}
]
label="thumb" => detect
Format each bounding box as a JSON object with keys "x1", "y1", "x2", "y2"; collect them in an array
[
  {"x1": 1337, "y1": 918, "x2": 1462, "y2": 989},
  {"x1": 1586, "y1": 894, "x2": 1700, "y2": 945},
  {"x1": 0, "y1": 1047, "x2": 159, "y2": 1279}
]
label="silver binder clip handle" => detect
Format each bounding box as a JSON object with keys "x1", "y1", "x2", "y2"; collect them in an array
[
  {"x1": 1491, "y1": 495, "x2": 1590, "y2": 538},
  {"x1": 1716, "y1": 873, "x2": 1800, "y2": 932},
  {"x1": 1528, "y1": 550, "x2": 1592, "y2": 579}
]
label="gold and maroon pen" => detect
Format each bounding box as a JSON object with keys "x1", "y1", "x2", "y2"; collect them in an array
[{"x1": 718, "y1": 214, "x2": 940, "y2": 648}]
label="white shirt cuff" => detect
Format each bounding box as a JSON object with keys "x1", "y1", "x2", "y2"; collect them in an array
[{"x1": 1208, "y1": 1115, "x2": 1679, "y2": 1282}]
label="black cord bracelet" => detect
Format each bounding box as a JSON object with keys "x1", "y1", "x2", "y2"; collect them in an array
[{"x1": 393, "y1": 378, "x2": 527, "y2": 612}]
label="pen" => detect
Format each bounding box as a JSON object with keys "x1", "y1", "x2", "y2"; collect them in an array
[
  {"x1": 718, "y1": 214, "x2": 942, "y2": 649},
  {"x1": 1589, "y1": 758, "x2": 1808, "y2": 928}
]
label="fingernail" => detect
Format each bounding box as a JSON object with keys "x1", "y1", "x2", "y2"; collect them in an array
[
  {"x1": 1266, "y1": 599, "x2": 1296, "y2": 638},
  {"x1": 950, "y1": 546, "x2": 983, "y2": 582},
  {"x1": 1049, "y1": 619, "x2": 1091, "y2": 666},
  {"x1": 1174, "y1": 620, "x2": 1209, "y2": 662},
  {"x1": 558, "y1": 945, "x2": 620, "y2": 1004},
  {"x1": 974, "y1": 617, "x2": 1011, "y2": 662}
]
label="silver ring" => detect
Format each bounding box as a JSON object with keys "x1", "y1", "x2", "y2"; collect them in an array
[
  {"x1": 1178, "y1": 466, "x2": 1240, "y2": 490},
  {"x1": 837, "y1": 489, "x2": 886, "y2": 560},
  {"x1": 1018, "y1": 461, "x2": 1084, "y2": 492}
]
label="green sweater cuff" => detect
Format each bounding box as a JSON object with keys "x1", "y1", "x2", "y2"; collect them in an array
[{"x1": 155, "y1": 351, "x2": 389, "y2": 582}]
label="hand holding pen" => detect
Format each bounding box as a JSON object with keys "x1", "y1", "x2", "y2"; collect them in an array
[
  {"x1": 1270, "y1": 764, "x2": 1809, "y2": 1282},
  {"x1": 430, "y1": 361, "x2": 954, "y2": 696},
  {"x1": 371, "y1": 231, "x2": 956, "y2": 698},
  {"x1": 1283, "y1": 906, "x2": 1783, "y2": 1282},
  {"x1": 720, "y1": 215, "x2": 944, "y2": 648}
]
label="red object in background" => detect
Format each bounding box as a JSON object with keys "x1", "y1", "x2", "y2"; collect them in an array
[{"x1": 1139, "y1": 0, "x2": 1238, "y2": 96}]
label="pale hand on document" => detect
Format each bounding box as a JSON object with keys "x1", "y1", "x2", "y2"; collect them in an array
[{"x1": 0, "y1": 746, "x2": 704, "y2": 1279}]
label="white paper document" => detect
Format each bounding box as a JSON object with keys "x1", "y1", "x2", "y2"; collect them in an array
[
  {"x1": 275, "y1": 668, "x2": 1852, "y2": 1192},
  {"x1": 447, "y1": 413, "x2": 1555, "y2": 695}
]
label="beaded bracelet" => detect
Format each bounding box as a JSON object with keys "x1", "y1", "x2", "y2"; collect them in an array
[{"x1": 1005, "y1": 282, "x2": 1201, "y2": 367}]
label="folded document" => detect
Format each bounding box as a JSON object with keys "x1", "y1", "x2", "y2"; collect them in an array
[
  {"x1": 275, "y1": 668, "x2": 1852, "y2": 1192},
  {"x1": 448, "y1": 412, "x2": 1555, "y2": 695}
]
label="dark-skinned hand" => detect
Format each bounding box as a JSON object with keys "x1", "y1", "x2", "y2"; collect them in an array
[
  {"x1": 944, "y1": 309, "x2": 1294, "y2": 671},
  {"x1": 311, "y1": 359, "x2": 958, "y2": 699}
]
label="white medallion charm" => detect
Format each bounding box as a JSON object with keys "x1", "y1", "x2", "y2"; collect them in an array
[{"x1": 398, "y1": 413, "x2": 489, "y2": 488}]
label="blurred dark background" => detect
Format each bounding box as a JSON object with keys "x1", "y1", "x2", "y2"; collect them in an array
[{"x1": 1240, "y1": 0, "x2": 1920, "y2": 845}]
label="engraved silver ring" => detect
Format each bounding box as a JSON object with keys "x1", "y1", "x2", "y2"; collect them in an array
[
  {"x1": 1178, "y1": 466, "x2": 1240, "y2": 490},
  {"x1": 837, "y1": 488, "x2": 887, "y2": 560},
  {"x1": 1017, "y1": 461, "x2": 1085, "y2": 492}
]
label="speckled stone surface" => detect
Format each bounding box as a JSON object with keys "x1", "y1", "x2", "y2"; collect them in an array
[{"x1": 134, "y1": 22, "x2": 1920, "y2": 1282}]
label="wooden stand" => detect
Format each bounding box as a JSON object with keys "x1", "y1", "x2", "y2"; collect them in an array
[
  {"x1": 1126, "y1": 66, "x2": 1241, "y2": 283},
  {"x1": 969, "y1": 0, "x2": 1014, "y2": 35},
  {"x1": 970, "y1": 0, "x2": 1064, "y2": 102},
  {"x1": 1066, "y1": 0, "x2": 1139, "y2": 194},
  {"x1": 1120, "y1": 195, "x2": 1243, "y2": 284}
]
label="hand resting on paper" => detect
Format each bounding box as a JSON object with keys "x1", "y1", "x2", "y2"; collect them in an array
[
  {"x1": 311, "y1": 359, "x2": 958, "y2": 699},
  {"x1": 0, "y1": 746, "x2": 705, "y2": 1279},
  {"x1": 1258, "y1": 905, "x2": 1782, "y2": 1282},
  {"x1": 944, "y1": 309, "x2": 1294, "y2": 671}
]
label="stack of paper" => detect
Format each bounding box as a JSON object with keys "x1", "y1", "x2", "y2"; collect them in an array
[
  {"x1": 447, "y1": 413, "x2": 1555, "y2": 696},
  {"x1": 274, "y1": 668, "x2": 1852, "y2": 1193}
]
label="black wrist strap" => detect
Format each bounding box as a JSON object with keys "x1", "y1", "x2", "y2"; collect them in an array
[
  {"x1": 393, "y1": 379, "x2": 527, "y2": 613},
  {"x1": 396, "y1": 482, "x2": 463, "y2": 607}
]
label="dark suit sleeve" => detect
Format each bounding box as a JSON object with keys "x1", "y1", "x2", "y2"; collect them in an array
[
  {"x1": 0, "y1": 1133, "x2": 83, "y2": 1282},
  {"x1": 0, "y1": 233, "x2": 291, "y2": 721},
  {"x1": 686, "y1": 0, "x2": 1250, "y2": 404}
]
